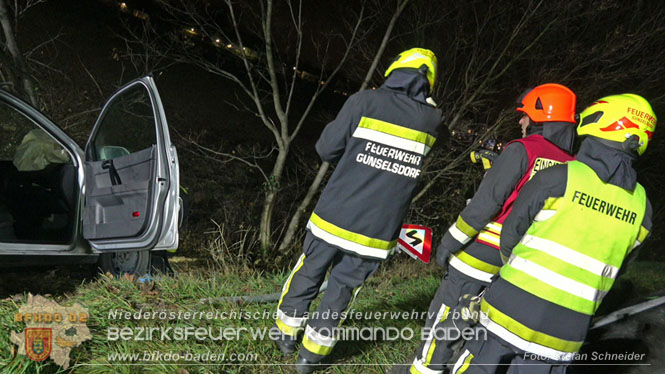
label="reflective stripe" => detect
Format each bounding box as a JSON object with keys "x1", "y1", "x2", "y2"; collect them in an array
[
  {"x1": 485, "y1": 222, "x2": 502, "y2": 233},
  {"x1": 534, "y1": 209, "x2": 556, "y2": 222},
  {"x1": 411, "y1": 358, "x2": 443, "y2": 374},
  {"x1": 455, "y1": 251, "x2": 501, "y2": 274},
  {"x1": 354, "y1": 127, "x2": 431, "y2": 155},
  {"x1": 420, "y1": 304, "x2": 450, "y2": 366},
  {"x1": 455, "y1": 216, "x2": 478, "y2": 237},
  {"x1": 308, "y1": 214, "x2": 395, "y2": 259},
  {"x1": 508, "y1": 254, "x2": 608, "y2": 302},
  {"x1": 302, "y1": 325, "x2": 336, "y2": 356},
  {"x1": 276, "y1": 253, "x2": 307, "y2": 336},
  {"x1": 477, "y1": 221, "x2": 501, "y2": 248},
  {"x1": 448, "y1": 255, "x2": 494, "y2": 283},
  {"x1": 542, "y1": 196, "x2": 563, "y2": 210},
  {"x1": 480, "y1": 313, "x2": 576, "y2": 362},
  {"x1": 520, "y1": 235, "x2": 619, "y2": 278},
  {"x1": 632, "y1": 239, "x2": 641, "y2": 250},
  {"x1": 354, "y1": 116, "x2": 436, "y2": 155},
  {"x1": 358, "y1": 117, "x2": 437, "y2": 147},
  {"x1": 276, "y1": 309, "x2": 306, "y2": 328},
  {"x1": 277, "y1": 254, "x2": 306, "y2": 309},
  {"x1": 276, "y1": 317, "x2": 302, "y2": 336},
  {"x1": 479, "y1": 300, "x2": 580, "y2": 361},
  {"x1": 638, "y1": 226, "x2": 649, "y2": 243},
  {"x1": 451, "y1": 350, "x2": 473, "y2": 374},
  {"x1": 477, "y1": 230, "x2": 500, "y2": 247},
  {"x1": 448, "y1": 224, "x2": 472, "y2": 245}
]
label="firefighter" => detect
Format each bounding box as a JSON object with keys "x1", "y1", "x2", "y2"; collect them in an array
[
  {"x1": 271, "y1": 48, "x2": 443, "y2": 373},
  {"x1": 407, "y1": 84, "x2": 577, "y2": 374},
  {"x1": 449, "y1": 94, "x2": 656, "y2": 373}
]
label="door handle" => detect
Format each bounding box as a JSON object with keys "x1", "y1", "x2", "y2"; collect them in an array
[{"x1": 101, "y1": 160, "x2": 122, "y2": 186}]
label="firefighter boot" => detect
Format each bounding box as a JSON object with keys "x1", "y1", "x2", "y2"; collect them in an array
[
  {"x1": 269, "y1": 325, "x2": 298, "y2": 355},
  {"x1": 295, "y1": 355, "x2": 319, "y2": 374}
]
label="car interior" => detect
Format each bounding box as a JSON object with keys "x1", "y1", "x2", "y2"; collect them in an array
[
  {"x1": 0, "y1": 158, "x2": 77, "y2": 244},
  {"x1": 0, "y1": 126, "x2": 77, "y2": 244}
]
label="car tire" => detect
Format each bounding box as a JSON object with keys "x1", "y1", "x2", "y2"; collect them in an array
[{"x1": 97, "y1": 250, "x2": 150, "y2": 278}]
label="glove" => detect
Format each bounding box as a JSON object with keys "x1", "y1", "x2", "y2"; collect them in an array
[
  {"x1": 459, "y1": 293, "x2": 482, "y2": 324},
  {"x1": 436, "y1": 232, "x2": 464, "y2": 267},
  {"x1": 435, "y1": 241, "x2": 452, "y2": 267}
]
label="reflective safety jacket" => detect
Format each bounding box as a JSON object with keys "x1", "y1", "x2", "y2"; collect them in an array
[
  {"x1": 474, "y1": 135, "x2": 575, "y2": 249},
  {"x1": 482, "y1": 146, "x2": 651, "y2": 362},
  {"x1": 445, "y1": 133, "x2": 574, "y2": 282},
  {"x1": 309, "y1": 71, "x2": 442, "y2": 260}
]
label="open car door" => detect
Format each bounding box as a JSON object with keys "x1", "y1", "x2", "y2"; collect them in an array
[{"x1": 83, "y1": 76, "x2": 179, "y2": 252}]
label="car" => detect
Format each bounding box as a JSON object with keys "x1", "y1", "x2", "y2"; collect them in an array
[{"x1": 0, "y1": 75, "x2": 180, "y2": 276}]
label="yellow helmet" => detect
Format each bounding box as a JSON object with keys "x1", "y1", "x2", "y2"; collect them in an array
[
  {"x1": 577, "y1": 94, "x2": 656, "y2": 156},
  {"x1": 384, "y1": 48, "x2": 437, "y2": 92}
]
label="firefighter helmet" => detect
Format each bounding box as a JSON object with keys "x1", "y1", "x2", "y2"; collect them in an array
[
  {"x1": 577, "y1": 94, "x2": 656, "y2": 156},
  {"x1": 384, "y1": 48, "x2": 437, "y2": 92},
  {"x1": 516, "y1": 83, "x2": 577, "y2": 123}
]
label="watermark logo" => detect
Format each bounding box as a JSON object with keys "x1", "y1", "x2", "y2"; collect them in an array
[
  {"x1": 10, "y1": 294, "x2": 91, "y2": 369},
  {"x1": 25, "y1": 328, "x2": 52, "y2": 362}
]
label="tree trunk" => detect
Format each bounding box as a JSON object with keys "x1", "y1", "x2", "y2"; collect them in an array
[
  {"x1": 259, "y1": 145, "x2": 289, "y2": 252},
  {"x1": 0, "y1": 0, "x2": 38, "y2": 107},
  {"x1": 277, "y1": 161, "x2": 329, "y2": 253}
]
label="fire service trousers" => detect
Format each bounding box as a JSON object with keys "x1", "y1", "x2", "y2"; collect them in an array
[
  {"x1": 410, "y1": 266, "x2": 486, "y2": 374},
  {"x1": 411, "y1": 241, "x2": 502, "y2": 373},
  {"x1": 275, "y1": 231, "x2": 381, "y2": 363}
]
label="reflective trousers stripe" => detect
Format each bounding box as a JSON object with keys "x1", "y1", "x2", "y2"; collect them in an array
[
  {"x1": 411, "y1": 358, "x2": 443, "y2": 374},
  {"x1": 419, "y1": 303, "x2": 450, "y2": 368},
  {"x1": 451, "y1": 350, "x2": 474, "y2": 374},
  {"x1": 302, "y1": 325, "x2": 336, "y2": 356},
  {"x1": 276, "y1": 254, "x2": 308, "y2": 336},
  {"x1": 301, "y1": 286, "x2": 363, "y2": 357},
  {"x1": 276, "y1": 310, "x2": 306, "y2": 330},
  {"x1": 448, "y1": 255, "x2": 495, "y2": 283}
]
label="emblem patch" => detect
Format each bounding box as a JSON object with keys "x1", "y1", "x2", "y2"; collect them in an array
[{"x1": 25, "y1": 327, "x2": 52, "y2": 362}]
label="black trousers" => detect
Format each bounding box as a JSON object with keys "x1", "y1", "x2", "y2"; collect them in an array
[{"x1": 276, "y1": 232, "x2": 381, "y2": 362}]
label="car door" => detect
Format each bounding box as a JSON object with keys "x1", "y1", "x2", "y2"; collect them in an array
[{"x1": 82, "y1": 75, "x2": 179, "y2": 252}]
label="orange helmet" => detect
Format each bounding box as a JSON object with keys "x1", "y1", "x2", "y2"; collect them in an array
[{"x1": 516, "y1": 83, "x2": 576, "y2": 123}]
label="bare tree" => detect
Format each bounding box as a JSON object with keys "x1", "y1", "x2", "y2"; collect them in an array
[
  {"x1": 127, "y1": 0, "x2": 374, "y2": 254},
  {"x1": 0, "y1": 0, "x2": 44, "y2": 107}
]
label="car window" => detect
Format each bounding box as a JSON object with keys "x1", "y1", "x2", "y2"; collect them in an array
[
  {"x1": 92, "y1": 83, "x2": 157, "y2": 161},
  {"x1": 0, "y1": 100, "x2": 69, "y2": 171}
]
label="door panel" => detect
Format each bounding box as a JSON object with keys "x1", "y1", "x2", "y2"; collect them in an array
[{"x1": 82, "y1": 146, "x2": 154, "y2": 239}]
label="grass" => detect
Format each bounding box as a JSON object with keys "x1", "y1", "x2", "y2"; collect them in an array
[{"x1": 0, "y1": 258, "x2": 663, "y2": 374}]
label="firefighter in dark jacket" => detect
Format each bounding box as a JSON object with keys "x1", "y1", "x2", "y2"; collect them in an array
[
  {"x1": 408, "y1": 84, "x2": 577, "y2": 374},
  {"x1": 271, "y1": 48, "x2": 442, "y2": 373},
  {"x1": 449, "y1": 94, "x2": 655, "y2": 373}
]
